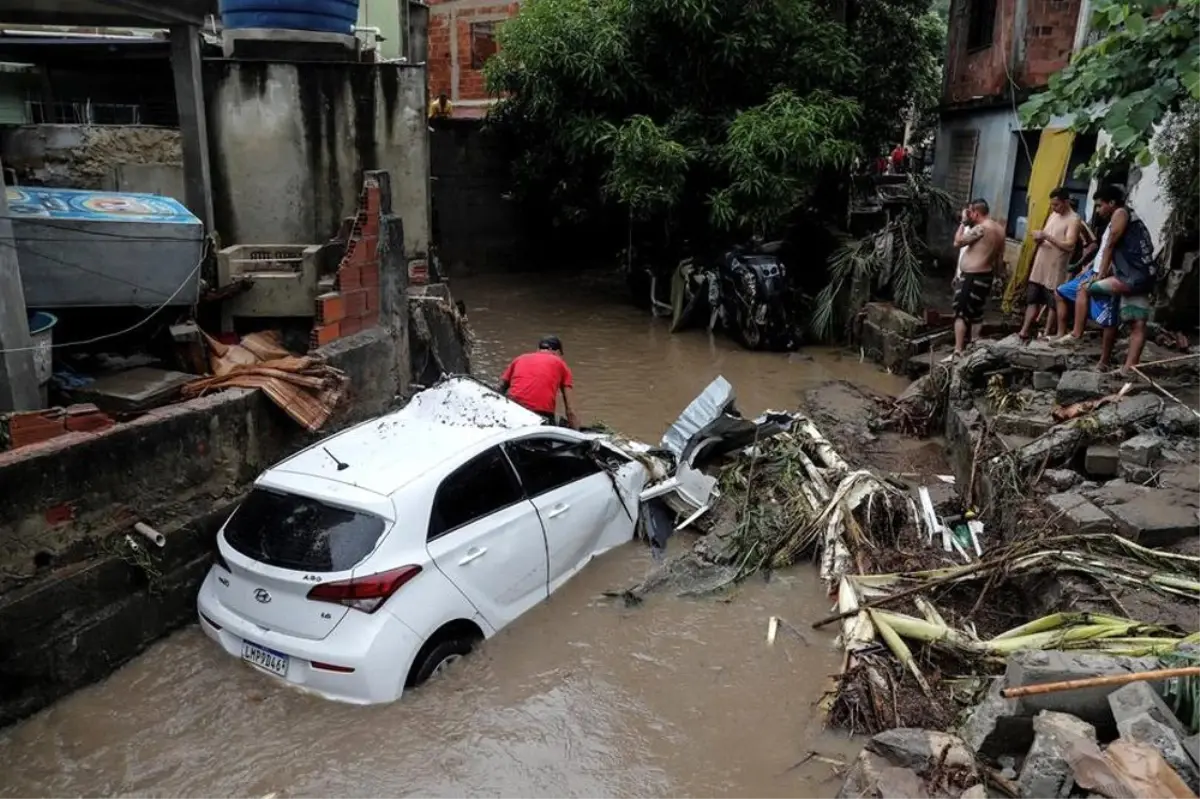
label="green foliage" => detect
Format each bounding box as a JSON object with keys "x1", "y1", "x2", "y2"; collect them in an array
[
  {"x1": 1152, "y1": 103, "x2": 1200, "y2": 242},
  {"x1": 809, "y1": 175, "x2": 955, "y2": 340},
  {"x1": 1020, "y1": 0, "x2": 1200, "y2": 174},
  {"x1": 485, "y1": 0, "x2": 942, "y2": 244}
]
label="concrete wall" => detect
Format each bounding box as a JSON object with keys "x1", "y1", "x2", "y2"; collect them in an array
[
  {"x1": 204, "y1": 60, "x2": 430, "y2": 264},
  {"x1": 430, "y1": 120, "x2": 521, "y2": 272},
  {"x1": 0, "y1": 124, "x2": 182, "y2": 190}
]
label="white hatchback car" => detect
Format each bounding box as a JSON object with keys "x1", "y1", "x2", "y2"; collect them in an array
[{"x1": 196, "y1": 377, "x2": 647, "y2": 704}]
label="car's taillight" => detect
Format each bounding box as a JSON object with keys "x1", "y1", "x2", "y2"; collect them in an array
[{"x1": 306, "y1": 566, "x2": 422, "y2": 614}]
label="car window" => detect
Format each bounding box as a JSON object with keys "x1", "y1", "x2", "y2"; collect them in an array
[
  {"x1": 223, "y1": 488, "x2": 386, "y2": 572},
  {"x1": 428, "y1": 446, "x2": 524, "y2": 540},
  {"x1": 505, "y1": 437, "x2": 602, "y2": 498}
]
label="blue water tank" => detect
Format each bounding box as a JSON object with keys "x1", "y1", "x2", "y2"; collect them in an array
[{"x1": 220, "y1": 0, "x2": 361, "y2": 34}]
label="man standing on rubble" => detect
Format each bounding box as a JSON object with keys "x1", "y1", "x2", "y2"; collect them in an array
[
  {"x1": 498, "y1": 336, "x2": 580, "y2": 428},
  {"x1": 950, "y1": 199, "x2": 1005, "y2": 358},
  {"x1": 1018, "y1": 187, "x2": 1079, "y2": 343}
]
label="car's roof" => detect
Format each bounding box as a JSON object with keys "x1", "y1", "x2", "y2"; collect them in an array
[{"x1": 268, "y1": 377, "x2": 547, "y2": 497}]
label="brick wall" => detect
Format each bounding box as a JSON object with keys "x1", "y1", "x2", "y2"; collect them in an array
[
  {"x1": 311, "y1": 176, "x2": 385, "y2": 347},
  {"x1": 944, "y1": 0, "x2": 1080, "y2": 107},
  {"x1": 427, "y1": 0, "x2": 520, "y2": 112}
]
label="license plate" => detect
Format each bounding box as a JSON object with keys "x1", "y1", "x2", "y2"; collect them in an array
[{"x1": 241, "y1": 640, "x2": 289, "y2": 677}]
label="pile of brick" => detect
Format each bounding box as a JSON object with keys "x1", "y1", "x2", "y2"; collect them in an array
[
  {"x1": 3, "y1": 404, "x2": 113, "y2": 450},
  {"x1": 311, "y1": 175, "x2": 384, "y2": 348}
]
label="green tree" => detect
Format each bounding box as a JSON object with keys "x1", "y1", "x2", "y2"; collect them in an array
[
  {"x1": 1019, "y1": 0, "x2": 1200, "y2": 172},
  {"x1": 484, "y1": 0, "x2": 943, "y2": 249}
]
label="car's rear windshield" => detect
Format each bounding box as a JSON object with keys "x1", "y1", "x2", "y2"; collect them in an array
[{"x1": 223, "y1": 488, "x2": 387, "y2": 572}]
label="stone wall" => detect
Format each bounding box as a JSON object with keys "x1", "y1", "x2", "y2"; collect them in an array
[{"x1": 0, "y1": 124, "x2": 182, "y2": 192}]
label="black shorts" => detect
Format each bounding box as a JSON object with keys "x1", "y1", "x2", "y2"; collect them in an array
[
  {"x1": 1025, "y1": 282, "x2": 1055, "y2": 307},
  {"x1": 954, "y1": 272, "x2": 993, "y2": 324}
]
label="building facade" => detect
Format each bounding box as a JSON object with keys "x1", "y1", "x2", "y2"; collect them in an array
[
  {"x1": 931, "y1": 0, "x2": 1169, "y2": 265},
  {"x1": 427, "y1": 0, "x2": 518, "y2": 118}
]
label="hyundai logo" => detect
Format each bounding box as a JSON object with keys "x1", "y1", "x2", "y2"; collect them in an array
[{"x1": 254, "y1": 588, "x2": 272, "y2": 604}]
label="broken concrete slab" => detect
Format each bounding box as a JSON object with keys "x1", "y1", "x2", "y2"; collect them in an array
[
  {"x1": 957, "y1": 679, "x2": 1033, "y2": 761},
  {"x1": 1116, "y1": 712, "x2": 1200, "y2": 793},
  {"x1": 1108, "y1": 681, "x2": 1191, "y2": 741},
  {"x1": 992, "y1": 408, "x2": 1056, "y2": 438},
  {"x1": 1041, "y1": 492, "x2": 1115, "y2": 534},
  {"x1": 1041, "y1": 469, "x2": 1082, "y2": 492},
  {"x1": 1084, "y1": 445, "x2": 1120, "y2": 478},
  {"x1": 1159, "y1": 465, "x2": 1199, "y2": 493},
  {"x1": 1107, "y1": 493, "x2": 1200, "y2": 547},
  {"x1": 866, "y1": 728, "x2": 978, "y2": 774},
  {"x1": 1184, "y1": 733, "x2": 1200, "y2": 772},
  {"x1": 1119, "y1": 462, "x2": 1158, "y2": 486},
  {"x1": 1003, "y1": 651, "x2": 1161, "y2": 729},
  {"x1": 73, "y1": 367, "x2": 196, "y2": 414},
  {"x1": 1120, "y1": 433, "x2": 1165, "y2": 468},
  {"x1": 1032, "y1": 371, "x2": 1059, "y2": 391},
  {"x1": 1082, "y1": 479, "x2": 1149, "y2": 507},
  {"x1": 1018, "y1": 710, "x2": 1097, "y2": 799},
  {"x1": 1158, "y1": 404, "x2": 1200, "y2": 438},
  {"x1": 837, "y1": 728, "x2": 981, "y2": 799},
  {"x1": 1056, "y1": 371, "x2": 1110, "y2": 405}
]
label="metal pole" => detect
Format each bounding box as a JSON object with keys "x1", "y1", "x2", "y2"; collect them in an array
[{"x1": 0, "y1": 161, "x2": 40, "y2": 411}]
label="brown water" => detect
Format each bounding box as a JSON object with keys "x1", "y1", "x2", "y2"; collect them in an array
[{"x1": 0, "y1": 270, "x2": 910, "y2": 798}]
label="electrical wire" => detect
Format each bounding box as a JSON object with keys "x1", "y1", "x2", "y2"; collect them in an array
[{"x1": 0, "y1": 238, "x2": 209, "y2": 354}]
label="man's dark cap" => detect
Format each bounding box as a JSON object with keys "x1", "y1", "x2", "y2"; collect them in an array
[{"x1": 538, "y1": 335, "x2": 563, "y2": 352}]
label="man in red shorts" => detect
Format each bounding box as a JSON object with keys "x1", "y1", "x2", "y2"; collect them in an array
[{"x1": 498, "y1": 336, "x2": 579, "y2": 428}]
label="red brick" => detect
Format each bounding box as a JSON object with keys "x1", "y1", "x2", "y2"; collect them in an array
[
  {"x1": 338, "y1": 265, "x2": 361, "y2": 291},
  {"x1": 360, "y1": 234, "x2": 379, "y2": 264},
  {"x1": 361, "y1": 264, "x2": 380, "y2": 287},
  {"x1": 65, "y1": 413, "x2": 114, "y2": 434},
  {"x1": 311, "y1": 321, "x2": 341, "y2": 348},
  {"x1": 343, "y1": 288, "x2": 368, "y2": 318},
  {"x1": 341, "y1": 316, "x2": 363, "y2": 337},
  {"x1": 44, "y1": 503, "x2": 75, "y2": 525},
  {"x1": 361, "y1": 214, "x2": 379, "y2": 238},
  {"x1": 316, "y1": 292, "x2": 346, "y2": 324},
  {"x1": 363, "y1": 285, "x2": 380, "y2": 312}
]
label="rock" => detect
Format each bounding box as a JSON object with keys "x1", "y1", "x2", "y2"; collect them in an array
[
  {"x1": 1041, "y1": 469, "x2": 1082, "y2": 491},
  {"x1": 1108, "y1": 681, "x2": 1190, "y2": 740},
  {"x1": 1082, "y1": 479, "x2": 1148, "y2": 506},
  {"x1": 1041, "y1": 493, "x2": 1115, "y2": 534},
  {"x1": 838, "y1": 729, "x2": 980, "y2": 799},
  {"x1": 958, "y1": 680, "x2": 1034, "y2": 760},
  {"x1": 1158, "y1": 404, "x2": 1200, "y2": 437},
  {"x1": 1032, "y1": 371, "x2": 1059, "y2": 391},
  {"x1": 1120, "y1": 433, "x2": 1164, "y2": 468},
  {"x1": 1107, "y1": 493, "x2": 1200, "y2": 546},
  {"x1": 1184, "y1": 733, "x2": 1200, "y2": 772},
  {"x1": 1018, "y1": 710, "x2": 1097, "y2": 799},
  {"x1": 993, "y1": 409, "x2": 1056, "y2": 438},
  {"x1": 960, "y1": 785, "x2": 987, "y2": 799},
  {"x1": 1116, "y1": 713, "x2": 1200, "y2": 793},
  {"x1": 1159, "y1": 464, "x2": 1200, "y2": 493},
  {"x1": 1118, "y1": 462, "x2": 1158, "y2": 486},
  {"x1": 1056, "y1": 371, "x2": 1108, "y2": 405},
  {"x1": 1004, "y1": 651, "x2": 1161, "y2": 729},
  {"x1": 1084, "y1": 445, "x2": 1120, "y2": 478}
]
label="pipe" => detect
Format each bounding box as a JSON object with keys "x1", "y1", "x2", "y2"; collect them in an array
[{"x1": 133, "y1": 521, "x2": 165, "y2": 548}]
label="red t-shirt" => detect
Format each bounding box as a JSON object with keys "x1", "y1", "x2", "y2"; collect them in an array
[{"x1": 501, "y1": 351, "x2": 573, "y2": 414}]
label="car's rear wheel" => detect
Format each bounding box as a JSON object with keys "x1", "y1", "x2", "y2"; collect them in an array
[{"x1": 408, "y1": 636, "x2": 475, "y2": 687}]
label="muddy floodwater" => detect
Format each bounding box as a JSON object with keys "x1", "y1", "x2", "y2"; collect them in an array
[{"x1": 0, "y1": 270, "x2": 911, "y2": 798}]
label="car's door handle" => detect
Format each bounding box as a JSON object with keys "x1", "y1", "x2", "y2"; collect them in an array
[
  {"x1": 458, "y1": 547, "x2": 487, "y2": 565},
  {"x1": 546, "y1": 503, "x2": 570, "y2": 519}
]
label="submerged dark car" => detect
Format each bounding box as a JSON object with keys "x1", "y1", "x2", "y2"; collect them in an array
[{"x1": 717, "y1": 245, "x2": 796, "y2": 350}]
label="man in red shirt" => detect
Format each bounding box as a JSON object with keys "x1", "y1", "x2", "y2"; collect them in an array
[{"x1": 498, "y1": 336, "x2": 579, "y2": 428}]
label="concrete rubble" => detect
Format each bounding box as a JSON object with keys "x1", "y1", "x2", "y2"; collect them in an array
[{"x1": 840, "y1": 651, "x2": 1200, "y2": 798}]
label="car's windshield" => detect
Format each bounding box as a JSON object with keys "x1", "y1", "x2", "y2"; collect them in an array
[{"x1": 223, "y1": 488, "x2": 386, "y2": 572}]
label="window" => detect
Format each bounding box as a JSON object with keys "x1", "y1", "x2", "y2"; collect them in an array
[
  {"x1": 223, "y1": 488, "x2": 387, "y2": 572},
  {"x1": 469, "y1": 21, "x2": 498, "y2": 70},
  {"x1": 966, "y1": 0, "x2": 997, "y2": 51},
  {"x1": 429, "y1": 447, "x2": 524, "y2": 539},
  {"x1": 505, "y1": 437, "x2": 602, "y2": 498},
  {"x1": 946, "y1": 130, "x2": 979, "y2": 208}
]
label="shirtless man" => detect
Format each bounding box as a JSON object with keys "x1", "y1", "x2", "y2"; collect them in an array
[
  {"x1": 951, "y1": 199, "x2": 1005, "y2": 356},
  {"x1": 1019, "y1": 187, "x2": 1078, "y2": 342}
]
